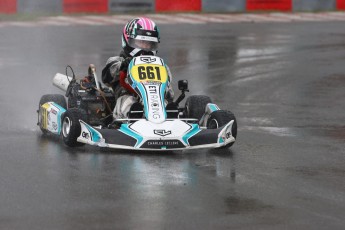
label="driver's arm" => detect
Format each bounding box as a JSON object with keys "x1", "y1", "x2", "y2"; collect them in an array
[{"x1": 101, "y1": 56, "x2": 124, "y2": 86}]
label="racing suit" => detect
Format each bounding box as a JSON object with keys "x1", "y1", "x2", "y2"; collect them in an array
[{"x1": 102, "y1": 51, "x2": 174, "y2": 119}]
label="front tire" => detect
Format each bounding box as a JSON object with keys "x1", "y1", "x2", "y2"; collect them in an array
[
  {"x1": 184, "y1": 95, "x2": 212, "y2": 121},
  {"x1": 207, "y1": 110, "x2": 237, "y2": 147},
  {"x1": 62, "y1": 109, "x2": 87, "y2": 147}
]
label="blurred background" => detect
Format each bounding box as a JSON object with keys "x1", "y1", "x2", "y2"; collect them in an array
[{"x1": 0, "y1": 0, "x2": 345, "y2": 14}]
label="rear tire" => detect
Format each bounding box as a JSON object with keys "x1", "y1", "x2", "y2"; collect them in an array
[
  {"x1": 39, "y1": 94, "x2": 67, "y2": 109},
  {"x1": 207, "y1": 110, "x2": 237, "y2": 148},
  {"x1": 62, "y1": 109, "x2": 87, "y2": 147},
  {"x1": 185, "y1": 95, "x2": 212, "y2": 121},
  {"x1": 38, "y1": 94, "x2": 67, "y2": 134}
]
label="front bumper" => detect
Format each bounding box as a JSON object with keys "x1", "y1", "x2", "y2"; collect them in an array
[{"x1": 77, "y1": 119, "x2": 235, "y2": 151}]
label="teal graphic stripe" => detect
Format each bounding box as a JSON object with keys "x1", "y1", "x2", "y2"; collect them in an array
[
  {"x1": 85, "y1": 124, "x2": 101, "y2": 142},
  {"x1": 182, "y1": 124, "x2": 201, "y2": 146},
  {"x1": 160, "y1": 82, "x2": 167, "y2": 120},
  {"x1": 208, "y1": 104, "x2": 219, "y2": 112},
  {"x1": 119, "y1": 124, "x2": 143, "y2": 148},
  {"x1": 52, "y1": 102, "x2": 66, "y2": 135}
]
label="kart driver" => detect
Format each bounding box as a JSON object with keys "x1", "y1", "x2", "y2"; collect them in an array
[{"x1": 101, "y1": 17, "x2": 174, "y2": 119}]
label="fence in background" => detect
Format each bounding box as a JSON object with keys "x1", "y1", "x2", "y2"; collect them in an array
[{"x1": 1, "y1": 0, "x2": 345, "y2": 14}]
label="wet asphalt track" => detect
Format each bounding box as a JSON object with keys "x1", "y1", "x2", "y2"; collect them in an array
[{"x1": 0, "y1": 21, "x2": 345, "y2": 229}]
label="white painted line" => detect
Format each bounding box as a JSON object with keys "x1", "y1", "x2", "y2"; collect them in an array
[
  {"x1": 271, "y1": 13, "x2": 305, "y2": 21},
  {"x1": 322, "y1": 12, "x2": 345, "y2": 21},
  {"x1": 181, "y1": 14, "x2": 250, "y2": 23},
  {"x1": 148, "y1": 14, "x2": 205, "y2": 24},
  {"x1": 177, "y1": 13, "x2": 228, "y2": 23},
  {"x1": 207, "y1": 14, "x2": 253, "y2": 23},
  {"x1": 5, "y1": 21, "x2": 36, "y2": 27},
  {"x1": 80, "y1": 16, "x2": 118, "y2": 25},
  {"x1": 106, "y1": 15, "x2": 140, "y2": 24},
  {"x1": 115, "y1": 15, "x2": 138, "y2": 19},
  {"x1": 269, "y1": 13, "x2": 302, "y2": 22},
  {"x1": 205, "y1": 15, "x2": 238, "y2": 23},
  {"x1": 266, "y1": 13, "x2": 294, "y2": 22},
  {"x1": 54, "y1": 16, "x2": 105, "y2": 25},
  {"x1": 244, "y1": 14, "x2": 290, "y2": 22},
  {"x1": 144, "y1": 14, "x2": 179, "y2": 24},
  {"x1": 293, "y1": 13, "x2": 326, "y2": 21},
  {"x1": 325, "y1": 12, "x2": 345, "y2": 17},
  {"x1": 37, "y1": 19, "x2": 72, "y2": 26},
  {"x1": 310, "y1": 13, "x2": 344, "y2": 21},
  {"x1": 244, "y1": 14, "x2": 274, "y2": 21}
]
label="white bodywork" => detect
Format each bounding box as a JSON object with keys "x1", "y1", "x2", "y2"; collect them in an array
[{"x1": 53, "y1": 73, "x2": 72, "y2": 92}]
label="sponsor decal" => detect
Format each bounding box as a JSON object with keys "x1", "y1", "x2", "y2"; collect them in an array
[
  {"x1": 141, "y1": 139, "x2": 185, "y2": 149},
  {"x1": 226, "y1": 132, "x2": 231, "y2": 139},
  {"x1": 154, "y1": 129, "x2": 172, "y2": 137},
  {"x1": 136, "y1": 35, "x2": 157, "y2": 42},
  {"x1": 82, "y1": 131, "x2": 90, "y2": 140},
  {"x1": 140, "y1": 57, "x2": 156, "y2": 63},
  {"x1": 52, "y1": 122, "x2": 58, "y2": 131},
  {"x1": 146, "y1": 32, "x2": 152, "y2": 36},
  {"x1": 147, "y1": 140, "x2": 179, "y2": 146},
  {"x1": 51, "y1": 109, "x2": 57, "y2": 115},
  {"x1": 148, "y1": 85, "x2": 161, "y2": 120}
]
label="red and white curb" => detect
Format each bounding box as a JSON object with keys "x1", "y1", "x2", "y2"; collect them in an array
[{"x1": 1, "y1": 12, "x2": 345, "y2": 28}]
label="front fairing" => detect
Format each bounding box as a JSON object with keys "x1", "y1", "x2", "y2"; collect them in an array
[
  {"x1": 77, "y1": 118, "x2": 236, "y2": 150},
  {"x1": 127, "y1": 56, "x2": 169, "y2": 124}
]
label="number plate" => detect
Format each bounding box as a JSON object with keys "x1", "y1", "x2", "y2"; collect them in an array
[{"x1": 130, "y1": 64, "x2": 168, "y2": 83}]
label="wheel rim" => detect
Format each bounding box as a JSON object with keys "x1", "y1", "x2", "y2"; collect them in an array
[
  {"x1": 62, "y1": 117, "x2": 71, "y2": 137},
  {"x1": 38, "y1": 107, "x2": 42, "y2": 127},
  {"x1": 209, "y1": 119, "x2": 219, "y2": 129}
]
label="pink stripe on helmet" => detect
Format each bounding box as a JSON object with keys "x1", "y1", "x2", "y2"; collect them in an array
[
  {"x1": 138, "y1": 17, "x2": 154, "y2": 30},
  {"x1": 147, "y1": 18, "x2": 154, "y2": 30},
  {"x1": 144, "y1": 17, "x2": 153, "y2": 30},
  {"x1": 137, "y1": 18, "x2": 146, "y2": 29}
]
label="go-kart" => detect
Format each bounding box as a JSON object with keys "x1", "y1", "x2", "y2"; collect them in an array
[{"x1": 37, "y1": 56, "x2": 237, "y2": 150}]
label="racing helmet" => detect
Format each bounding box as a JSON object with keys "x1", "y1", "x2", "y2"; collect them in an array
[{"x1": 122, "y1": 17, "x2": 160, "y2": 57}]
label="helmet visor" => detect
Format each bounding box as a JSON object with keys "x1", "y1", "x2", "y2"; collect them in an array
[{"x1": 128, "y1": 37, "x2": 159, "y2": 52}]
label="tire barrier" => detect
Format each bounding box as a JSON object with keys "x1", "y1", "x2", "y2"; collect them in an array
[
  {"x1": 293, "y1": 0, "x2": 336, "y2": 12},
  {"x1": 17, "y1": 0, "x2": 62, "y2": 13},
  {"x1": 63, "y1": 0, "x2": 107, "y2": 13},
  {"x1": 337, "y1": 0, "x2": 345, "y2": 10},
  {"x1": 156, "y1": 0, "x2": 201, "y2": 12},
  {"x1": 1, "y1": 0, "x2": 345, "y2": 14},
  {"x1": 202, "y1": 0, "x2": 245, "y2": 12},
  {"x1": 246, "y1": 0, "x2": 292, "y2": 11},
  {"x1": 109, "y1": 0, "x2": 154, "y2": 13},
  {"x1": 0, "y1": 0, "x2": 16, "y2": 13}
]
